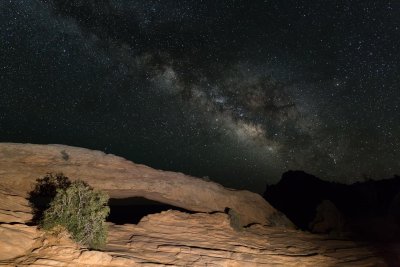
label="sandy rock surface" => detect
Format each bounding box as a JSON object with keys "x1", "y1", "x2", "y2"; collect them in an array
[
  {"x1": 0, "y1": 142, "x2": 290, "y2": 227},
  {"x1": 0, "y1": 194, "x2": 389, "y2": 266},
  {"x1": 105, "y1": 210, "x2": 388, "y2": 266},
  {"x1": 0, "y1": 143, "x2": 396, "y2": 266}
]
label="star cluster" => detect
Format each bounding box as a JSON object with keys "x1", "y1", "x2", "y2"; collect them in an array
[{"x1": 1, "y1": 0, "x2": 399, "y2": 191}]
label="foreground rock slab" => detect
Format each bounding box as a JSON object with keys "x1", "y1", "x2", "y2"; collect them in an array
[
  {"x1": 106, "y1": 210, "x2": 390, "y2": 266},
  {"x1": 0, "y1": 142, "x2": 290, "y2": 227},
  {"x1": 0, "y1": 197, "x2": 391, "y2": 266},
  {"x1": 0, "y1": 190, "x2": 390, "y2": 266}
]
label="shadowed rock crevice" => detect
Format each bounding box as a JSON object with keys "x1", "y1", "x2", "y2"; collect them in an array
[{"x1": 107, "y1": 197, "x2": 193, "y2": 225}]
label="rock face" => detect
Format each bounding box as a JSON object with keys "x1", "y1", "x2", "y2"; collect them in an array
[
  {"x1": 105, "y1": 210, "x2": 390, "y2": 266},
  {"x1": 0, "y1": 142, "x2": 291, "y2": 228},
  {"x1": 0, "y1": 191, "x2": 391, "y2": 266},
  {"x1": 0, "y1": 187, "x2": 32, "y2": 224},
  {"x1": 0, "y1": 143, "x2": 397, "y2": 266}
]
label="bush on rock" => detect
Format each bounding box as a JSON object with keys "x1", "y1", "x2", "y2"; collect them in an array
[{"x1": 41, "y1": 179, "x2": 110, "y2": 249}]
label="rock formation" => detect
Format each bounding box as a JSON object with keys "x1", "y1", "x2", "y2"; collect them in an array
[
  {"x1": 0, "y1": 189, "x2": 391, "y2": 266},
  {"x1": 0, "y1": 142, "x2": 291, "y2": 227},
  {"x1": 0, "y1": 143, "x2": 397, "y2": 266}
]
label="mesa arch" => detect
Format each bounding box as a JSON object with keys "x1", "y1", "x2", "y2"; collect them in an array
[{"x1": 0, "y1": 143, "x2": 292, "y2": 227}]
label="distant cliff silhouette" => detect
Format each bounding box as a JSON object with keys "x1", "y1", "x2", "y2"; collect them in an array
[{"x1": 264, "y1": 171, "x2": 400, "y2": 240}]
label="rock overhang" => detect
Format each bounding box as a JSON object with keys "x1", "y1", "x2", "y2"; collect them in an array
[{"x1": 0, "y1": 142, "x2": 294, "y2": 228}]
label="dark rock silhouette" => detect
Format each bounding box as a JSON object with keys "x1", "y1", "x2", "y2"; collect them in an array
[
  {"x1": 309, "y1": 199, "x2": 344, "y2": 235},
  {"x1": 264, "y1": 171, "x2": 400, "y2": 240}
]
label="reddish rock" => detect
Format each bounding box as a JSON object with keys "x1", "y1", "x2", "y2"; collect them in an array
[
  {"x1": 0, "y1": 142, "x2": 291, "y2": 227},
  {"x1": 0, "y1": 143, "x2": 395, "y2": 266}
]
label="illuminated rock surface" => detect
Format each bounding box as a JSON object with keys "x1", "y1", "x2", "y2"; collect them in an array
[{"x1": 0, "y1": 143, "x2": 395, "y2": 266}]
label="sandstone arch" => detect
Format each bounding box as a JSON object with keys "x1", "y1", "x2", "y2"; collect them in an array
[{"x1": 0, "y1": 143, "x2": 292, "y2": 227}]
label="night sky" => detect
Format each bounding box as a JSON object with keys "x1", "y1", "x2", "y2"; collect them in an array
[{"x1": 1, "y1": 0, "x2": 399, "y2": 192}]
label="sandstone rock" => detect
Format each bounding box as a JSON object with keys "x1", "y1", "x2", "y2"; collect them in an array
[
  {"x1": 8, "y1": 225, "x2": 140, "y2": 267},
  {"x1": 0, "y1": 143, "x2": 395, "y2": 266},
  {"x1": 0, "y1": 187, "x2": 32, "y2": 223},
  {"x1": 0, "y1": 142, "x2": 291, "y2": 227},
  {"x1": 0, "y1": 224, "x2": 39, "y2": 261},
  {"x1": 103, "y1": 210, "x2": 386, "y2": 266},
  {"x1": 1, "y1": 207, "x2": 386, "y2": 266}
]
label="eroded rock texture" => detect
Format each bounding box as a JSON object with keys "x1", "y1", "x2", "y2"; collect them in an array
[
  {"x1": 0, "y1": 191, "x2": 391, "y2": 266},
  {"x1": 0, "y1": 142, "x2": 289, "y2": 227},
  {"x1": 0, "y1": 143, "x2": 397, "y2": 266}
]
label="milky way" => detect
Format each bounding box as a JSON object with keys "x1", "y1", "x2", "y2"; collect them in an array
[{"x1": 1, "y1": 1, "x2": 400, "y2": 192}]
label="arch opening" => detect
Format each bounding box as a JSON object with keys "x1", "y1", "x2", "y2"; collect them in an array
[{"x1": 107, "y1": 197, "x2": 193, "y2": 225}]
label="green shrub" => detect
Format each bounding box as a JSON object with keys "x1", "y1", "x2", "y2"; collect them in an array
[
  {"x1": 29, "y1": 173, "x2": 72, "y2": 223},
  {"x1": 41, "y1": 180, "x2": 110, "y2": 249}
]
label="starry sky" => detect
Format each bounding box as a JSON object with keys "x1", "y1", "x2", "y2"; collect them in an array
[{"x1": 1, "y1": 0, "x2": 399, "y2": 192}]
